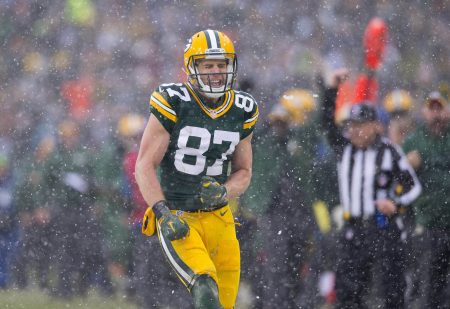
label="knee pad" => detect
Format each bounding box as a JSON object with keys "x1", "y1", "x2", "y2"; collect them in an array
[{"x1": 191, "y1": 275, "x2": 223, "y2": 309}]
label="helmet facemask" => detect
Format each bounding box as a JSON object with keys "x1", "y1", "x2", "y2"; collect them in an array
[{"x1": 187, "y1": 51, "x2": 237, "y2": 99}]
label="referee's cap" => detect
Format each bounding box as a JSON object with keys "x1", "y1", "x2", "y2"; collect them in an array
[{"x1": 348, "y1": 103, "x2": 378, "y2": 123}]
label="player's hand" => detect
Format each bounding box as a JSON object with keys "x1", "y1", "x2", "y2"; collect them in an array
[
  {"x1": 406, "y1": 150, "x2": 422, "y2": 170},
  {"x1": 152, "y1": 200, "x2": 189, "y2": 241},
  {"x1": 199, "y1": 176, "x2": 228, "y2": 210},
  {"x1": 375, "y1": 199, "x2": 397, "y2": 216}
]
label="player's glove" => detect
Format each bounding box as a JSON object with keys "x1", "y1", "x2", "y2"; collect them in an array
[
  {"x1": 152, "y1": 200, "x2": 189, "y2": 241},
  {"x1": 199, "y1": 176, "x2": 228, "y2": 210}
]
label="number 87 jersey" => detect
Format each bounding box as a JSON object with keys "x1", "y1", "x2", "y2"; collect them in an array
[{"x1": 149, "y1": 82, "x2": 259, "y2": 211}]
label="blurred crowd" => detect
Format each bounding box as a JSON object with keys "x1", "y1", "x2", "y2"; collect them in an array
[{"x1": 0, "y1": 0, "x2": 450, "y2": 308}]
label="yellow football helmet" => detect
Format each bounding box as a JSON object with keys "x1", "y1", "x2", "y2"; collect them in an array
[
  {"x1": 184, "y1": 29, "x2": 237, "y2": 99},
  {"x1": 278, "y1": 88, "x2": 316, "y2": 126},
  {"x1": 383, "y1": 89, "x2": 413, "y2": 113}
]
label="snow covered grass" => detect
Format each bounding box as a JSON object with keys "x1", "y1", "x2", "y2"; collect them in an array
[{"x1": 0, "y1": 288, "x2": 137, "y2": 309}]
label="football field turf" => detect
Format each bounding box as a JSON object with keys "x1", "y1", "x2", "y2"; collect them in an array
[{"x1": 0, "y1": 288, "x2": 137, "y2": 309}]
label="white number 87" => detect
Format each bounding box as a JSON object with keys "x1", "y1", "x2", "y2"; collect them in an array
[{"x1": 174, "y1": 126, "x2": 240, "y2": 176}]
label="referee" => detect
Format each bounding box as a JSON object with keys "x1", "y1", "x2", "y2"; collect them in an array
[{"x1": 319, "y1": 70, "x2": 422, "y2": 309}]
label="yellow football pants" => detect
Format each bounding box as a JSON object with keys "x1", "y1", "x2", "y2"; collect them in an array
[{"x1": 156, "y1": 205, "x2": 240, "y2": 309}]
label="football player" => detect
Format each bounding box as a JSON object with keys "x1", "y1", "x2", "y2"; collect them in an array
[{"x1": 135, "y1": 29, "x2": 259, "y2": 309}]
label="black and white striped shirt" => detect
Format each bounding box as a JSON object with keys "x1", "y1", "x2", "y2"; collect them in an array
[
  {"x1": 322, "y1": 88, "x2": 421, "y2": 219},
  {"x1": 336, "y1": 138, "x2": 421, "y2": 218}
]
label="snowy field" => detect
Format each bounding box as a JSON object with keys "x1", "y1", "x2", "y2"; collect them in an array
[{"x1": 0, "y1": 289, "x2": 137, "y2": 309}]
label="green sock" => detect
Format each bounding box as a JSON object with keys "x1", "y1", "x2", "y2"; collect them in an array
[{"x1": 191, "y1": 275, "x2": 223, "y2": 309}]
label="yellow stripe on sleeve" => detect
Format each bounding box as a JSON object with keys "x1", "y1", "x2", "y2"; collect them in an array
[
  {"x1": 243, "y1": 106, "x2": 259, "y2": 129},
  {"x1": 152, "y1": 92, "x2": 174, "y2": 110},
  {"x1": 243, "y1": 117, "x2": 258, "y2": 129},
  {"x1": 150, "y1": 99, "x2": 178, "y2": 123}
]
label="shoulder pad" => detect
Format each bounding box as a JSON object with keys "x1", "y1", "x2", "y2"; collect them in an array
[{"x1": 149, "y1": 82, "x2": 194, "y2": 123}]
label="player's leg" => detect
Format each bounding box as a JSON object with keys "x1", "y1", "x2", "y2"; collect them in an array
[
  {"x1": 206, "y1": 206, "x2": 241, "y2": 309},
  {"x1": 191, "y1": 274, "x2": 222, "y2": 309},
  {"x1": 156, "y1": 211, "x2": 221, "y2": 308},
  {"x1": 215, "y1": 253, "x2": 240, "y2": 309}
]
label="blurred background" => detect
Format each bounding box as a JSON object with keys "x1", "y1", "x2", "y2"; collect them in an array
[
  {"x1": 0, "y1": 0, "x2": 449, "y2": 308},
  {"x1": 1, "y1": 0, "x2": 449, "y2": 144}
]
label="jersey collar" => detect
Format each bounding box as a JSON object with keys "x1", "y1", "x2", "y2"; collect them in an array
[{"x1": 185, "y1": 82, "x2": 234, "y2": 119}]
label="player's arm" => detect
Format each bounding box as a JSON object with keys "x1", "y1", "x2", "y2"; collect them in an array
[
  {"x1": 391, "y1": 146, "x2": 422, "y2": 207},
  {"x1": 135, "y1": 114, "x2": 169, "y2": 208},
  {"x1": 135, "y1": 114, "x2": 189, "y2": 240},
  {"x1": 225, "y1": 132, "x2": 253, "y2": 199},
  {"x1": 319, "y1": 69, "x2": 349, "y2": 155}
]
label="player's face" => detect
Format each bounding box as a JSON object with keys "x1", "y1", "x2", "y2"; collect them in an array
[
  {"x1": 196, "y1": 59, "x2": 228, "y2": 88},
  {"x1": 347, "y1": 121, "x2": 379, "y2": 148}
]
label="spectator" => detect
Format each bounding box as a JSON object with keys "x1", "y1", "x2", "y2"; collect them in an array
[
  {"x1": 44, "y1": 120, "x2": 113, "y2": 298},
  {"x1": 242, "y1": 88, "x2": 321, "y2": 308},
  {"x1": 14, "y1": 136, "x2": 55, "y2": 290},
  {"x1": 92, "y1": 127, "x2": 128, "y2": 287},
  {"x1": 402, "y1": 91, "x2": 450, "y2": 309}
]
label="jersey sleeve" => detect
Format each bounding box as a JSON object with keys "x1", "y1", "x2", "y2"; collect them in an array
[
  {"x1": 149, "y1": 88, "x2": 178, "y2": 133},
  {"x1": 391, "y1": 144, "x2": 422, "y2": 206},
  {"x1": 241, "y1": 94, "x2": 259, "y2": 139}
]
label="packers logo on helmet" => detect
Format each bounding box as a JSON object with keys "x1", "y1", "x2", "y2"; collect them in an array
[
  {"x1": 184, "y1": 29, "x2": 237, "y2": 99},
  {"x1": 383, "y1": 89, "x2": 413, "y2": 114}
]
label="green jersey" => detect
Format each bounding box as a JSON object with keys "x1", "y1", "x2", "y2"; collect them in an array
[
  {"x1": 402, "y1": 124, "x2": 450, "y2": 229},
  {"x1": 149, "y1": 82, "x2": 259, "y2": 210}
]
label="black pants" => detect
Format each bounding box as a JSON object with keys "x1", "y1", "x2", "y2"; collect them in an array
[
  {"x1": 427, "y1": 228, "x2": 450, "y2": 309},
  {"x1": 335, "y1": 218, "x2": 407, "y2": 309}
]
